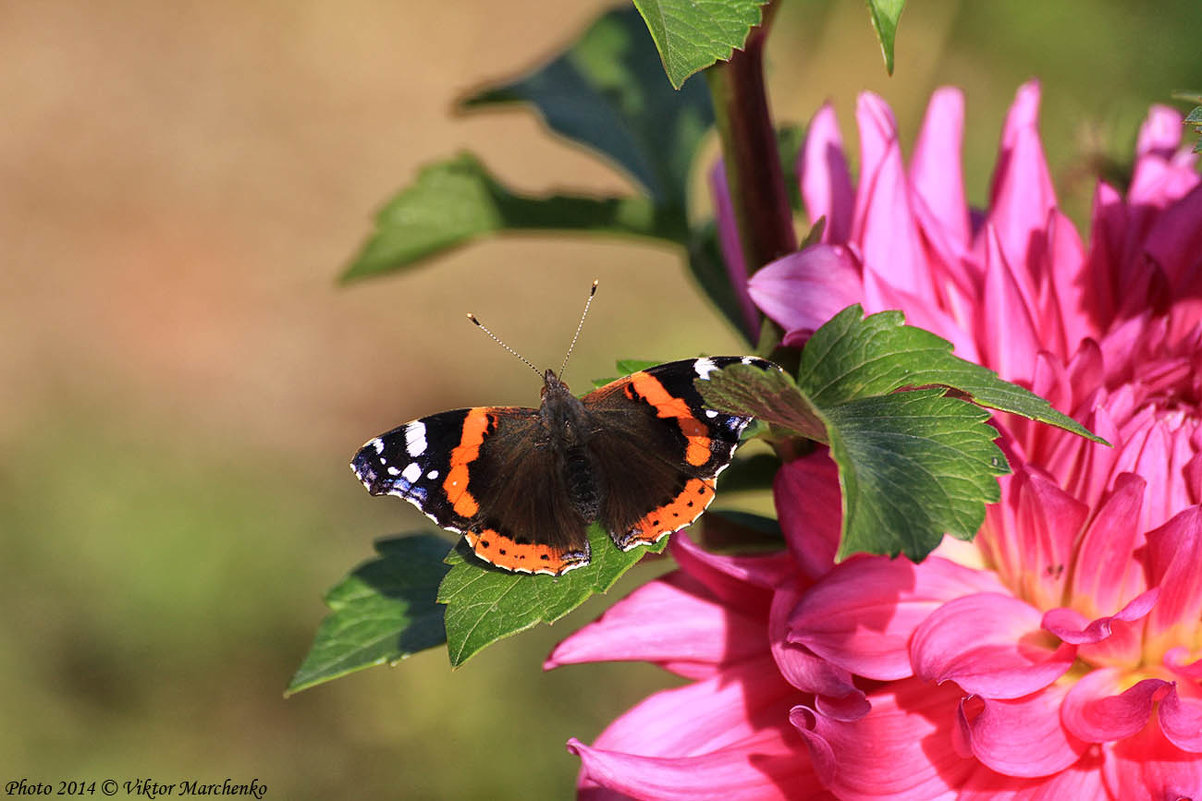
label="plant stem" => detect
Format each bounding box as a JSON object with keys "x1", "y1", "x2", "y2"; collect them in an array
[{"x1": 706, "y1": 3, "x2": 796, "y2": 278}]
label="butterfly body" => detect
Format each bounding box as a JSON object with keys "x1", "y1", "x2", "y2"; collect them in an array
[{"x1": 352, "y1": 357, "x2": 773, "y2": 575}]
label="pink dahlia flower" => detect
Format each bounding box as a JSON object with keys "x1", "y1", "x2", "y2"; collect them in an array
[{"x1": 553, "y1": 83, "x2": 1202, "y2": 799}]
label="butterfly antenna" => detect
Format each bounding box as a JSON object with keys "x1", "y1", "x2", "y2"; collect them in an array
[
  {"x1": 466, "y1": 313, "x2": 543, "y2": 378},
  {"x1": 559, "y1": 280, "x2": 598, "y2": 379}
]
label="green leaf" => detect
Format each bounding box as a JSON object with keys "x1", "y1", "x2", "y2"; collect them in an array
[
  {"x1": 437, "y1": 524, "x2": 668, "y2": 667},
  {"x1": 1177, "y1": 93, "x2": 1202, "y2": 154},
  {"x1": 797, "y1": 307, "x2": 1105, "y2": 443},
  {"x1": 463, "y1": 6, "x2": 713, "y2": 211},
  {"x1": 287, "y1": 535, "x2": 451, "y2": 695},
  {"x1": 631, "y1": 0, "x2": 768, "y2": 89},
  {"x1": 342, "y1": 153, "x2": 678, "y2": 281},
  {"x1": 697, "y1": 306, "x2": 1106, "y2": 562},
  {"x1": 822, "y1": 391, "x2": 1004, "y2": 560},
  {"x1": 865, "y1": 0, "x2": 906, "y2": 75}
]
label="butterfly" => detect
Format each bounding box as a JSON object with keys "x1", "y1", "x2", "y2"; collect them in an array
[{"x1": 350, "y1": 283, "x2": 773, "y2": 574}]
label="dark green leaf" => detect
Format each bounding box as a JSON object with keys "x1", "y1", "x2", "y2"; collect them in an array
[
  {"x1": 631, "y1": 0, "x2": 768, "y2": 89},
  {"x1": 437, "y1": 524, "x2": 668, "y2": 667},
  {"x1": 822, "y1": 391, "x2": 1005, "y2": 560},
  {"x1": 342, "y1": 153, "x2": 677, "y2": 281},
  {"x1": 697, "y1": 306, "x2": 1105, "y2": 562},
  {"x1": 798, "y1": 306, "x2": 1105, "y2": 443},
  {"x1": 866, "y1": 0, "x2": 907, "y2": 75},
  {"x1": 701, "y1": 509, "x2": 783, "y2": 550},
  {"x1": 712, "y1": 450, "x2": 781, "y2": 493},
  {"x1": 463, "y1": 6, "x2": 713, "y2": 213},
  {"x1": 287, "y1": 535, "x2": 451, "y2": 695}
]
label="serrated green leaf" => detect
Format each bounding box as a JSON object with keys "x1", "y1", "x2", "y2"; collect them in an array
[
  {"x1": 342, "y1": 153, "x2": 676, "y2": 281},
  {"x1": 799, "y1": 306, "x2": 1106, "y2": 443},
  {"x1": 463, "y1": 6, "x2": 713, "y2": 212},
  {"x1": 696, "y1": 306, "x2": 1105, "y2": 562},
  {"x1": 866, "y1": 0, "x2": 906, "y2": 75},
  {"x1": 437, "y1": 524, "x2": 668, "y2": 667},
  {"x1": 632, "y1": 0, "x2": 768, "y2": 89},
  {"x1": 287, "y1": 535, "x2": 451, "y2": 695},
  {"x1": 823, "y1": 391, "x2": 1005, "y2": 560}
]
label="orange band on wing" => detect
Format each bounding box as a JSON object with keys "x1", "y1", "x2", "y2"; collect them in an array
[
  {"x1": 621, "y1": 477, "x2": 716, "y2": 548},
  {"x1": 629, "y1": 372, "x2": 713, "y2": 466},
  {"x1": 464, "y1": 529, "x2": 589, "y2": 576},
  {"x1": 443, "y1": 408, "x2": 492, "y2": 518}
]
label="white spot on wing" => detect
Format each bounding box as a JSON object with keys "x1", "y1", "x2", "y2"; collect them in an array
[
  {"x1": 426, "y1": 469, "x2": 439, "y2": 480},
  {"x1": 401, "y1": 462, "x2": 422, "y2": 484},
  {"x1": 694, "y1": 357, "x2": 718, "y2": 379},
  {"x1": 370, "y1": 438, "x2": 384, "y2": 454},
  {"x1": 405, "y1": 421, "x2": 428, "y2": 456},
  {"x1": 387, "y1": 466, "x2": 401, "y2": 476},
  {"x1": 705, "y1": 409, "x2": 718, "y2": 418}
]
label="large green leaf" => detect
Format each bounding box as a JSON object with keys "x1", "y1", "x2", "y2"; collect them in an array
[
  {"x1": 631, "y1": 0, "x2": 768, "y2": 89},
  {"x1": 866, "y1": 0, "x2": 907, "y2": 75},
  {"x1": 697, "y1": 306, "x2": 1105, "y2": 561},
  {"x1": 437, "y1": 524, "x2": 667, "y2": 667},
  {"x1": 288, "y1": 534, "x2": 450, "y2": 694},
  {"x1": 463, "y1": 6, "x2": 713, "y2": 211},
  {"x1": 342, "y1": 154, "x2": 678, "y2": 281}
]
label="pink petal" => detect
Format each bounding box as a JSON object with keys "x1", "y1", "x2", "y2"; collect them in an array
[
  {"x1": 1102, "y1": 717, "x2": 1202, "y2": 801},
  {"x1": 1159, "y1": 685, "x2": 1202, "y2": 752},
  {"x1": 773, "y1": 451, "x2": 843, "y2": 581},
  {"x1": 1009, "y1": 467, "x2": 1089, "y2": 611},
  {"x1": 1042, "y1": 586, "x2": 1158, "y2": 650},
  {"x1": 1043, "y1": 209, "x2": 1089, "y2": 355},
  {"x1": 979, "y1": 224, "x2": 1042, "y2": 383},
  {"x1": 1061, "y1": 667, "x2": 1168, "y2": 742},
  {"x1": 1144, "y1": 506, "x2": 1202, "y2": 659},
  {"x1": 956, "y1": 749, "x2": 1107, "y2": 799},
  {"x1": 851, "y1": 92, "x2": 935, "y2": 304},
  {"x1": 957, "y1": 684, "x2": 1088, "y2": 777},
  {"x1": 590, "y1": 661, "x2": 799, "y2": 757},
  {"x1": 1129, "y1": 105, "x2": 1199, "y2": 211},
  {"x1": 799, "y1": 103, "x2": 854, "y2": 244},
  {"x1": 570, "y1": 736, "x2": 826, "y2": 801},
  {"x1": 910, "y1": 86, "x2": 970, "y2": 252},
  {"x1": 709, "y1": 160, "x2": 763, "y2": 340},
  {"x1": 769, "y1": 577, "x2": 864, "y2": 706},
  {"x1": 1067, "y1": 473, "x2": 1149, "y2": 617},
  {"x1": 1081, "y1": 181, "x2": 1126, "y2": 332},
  {"x1": 545, "y1": 571, "x2": 768, "y2": 678},
  {"x1": 791, "y1": 679, "x2": 975, "y2": 799},
  {"x1": 910, "y1": 593, "x2": 1076, "y2": 699},
  {"x1": 789, "y1": 557, "x2": 1005, "y2": 681},
  {"x1": 747, "y1": 245, "x2": 863, "y2": 342},
  {"x1": 1145, "y1": 181, "x2": 1202, "y2": 295},
  {"x1": 668, "y1": 532, "x2": 790, "y2": 618},
  {"x1": 988, "y1": 82, "x2": 1057, "y2": 285}
]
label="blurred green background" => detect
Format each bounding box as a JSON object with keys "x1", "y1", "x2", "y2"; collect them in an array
[{"x1": 3, "y1": 1, "x2": 1200, "y2": 798}]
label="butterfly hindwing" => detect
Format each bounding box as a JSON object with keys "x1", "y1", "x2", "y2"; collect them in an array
[{"x1": 582, "y1": 357, "x2": 772, "y2": 549}]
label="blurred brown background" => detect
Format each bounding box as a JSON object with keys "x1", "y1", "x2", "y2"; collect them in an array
[{"x1": 3, "y1": 1, "x2": 1200, "y2": 798}]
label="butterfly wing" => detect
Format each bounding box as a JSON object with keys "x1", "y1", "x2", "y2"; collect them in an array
[
  {"x1": 351, "y1": 406, "x2": 592, "y2": 575},
  {"x1": 583, "y1": 357, "x2": 772, "y2": 549}
]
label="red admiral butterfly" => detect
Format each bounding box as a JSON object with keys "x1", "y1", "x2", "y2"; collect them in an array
[{"x1": 351, "y1": 286, "x2": 774, "y2": 575}]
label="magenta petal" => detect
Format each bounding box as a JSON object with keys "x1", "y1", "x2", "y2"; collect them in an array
[
  {"x1": 957, "y1": 684, "x2": 1088, "y2": 778},
  {"x1": 545, "y1": 572, "x2": 768, "y2": 678},
  {"x1": 790, "y1": 556, "x2": 1004, "y2": 681},
  {"x1": 1159, "y1": 685, "x2": 1202, "y2": 752},
  {"x1": 1068, "y1": 473, "x2": 1148, "y2": 616},
  {"x1": 910, "y1": 86, "x2": 970, "y2": 251},
  {"x1": 956, "y1": 750, "x2": 1107, "y2": 799},
  {"x1": 1143, "y1": 505, "x2": 1202, "y2": 654},
  {"x1": 792, "y1": 679, "x2": 975, "y2": 799},
  {"x1": 773, "y1": 451, "x2": 842, "y2": 579},
  {"x1": 851, "y1": 92, "x2": 934, "y2": 304},
  {"x1": 669, "y1": 532, "x2": 791, "y2": 617},
  {"x1": 747, "y1": 245, "x2": 863, "y2": 341},
  {"x1": 1103, "y1": 722, "x2": 1202, "y2": 801},
  {"x1": 1042, "y1": 587, "x2": 1158, "y2": 646},
  {"x1": 1061, "y1": 668, "x2": 1168, "y2": 742},
  {"x1": 769, "y1": 577, "x2": 863, "y2": 705},
  {"x1": 570, "y1": 732, "x2": 824, "y2": 801},
  {"x1": 979, "y1": 224, "x2": 1042, "y2": 383},
  {"x1": 799, "y1": 103, "x2": 854, "y2": 245},
  {"x1": 910, "y1": 593, "x2": 1075, "y2": 699}
]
